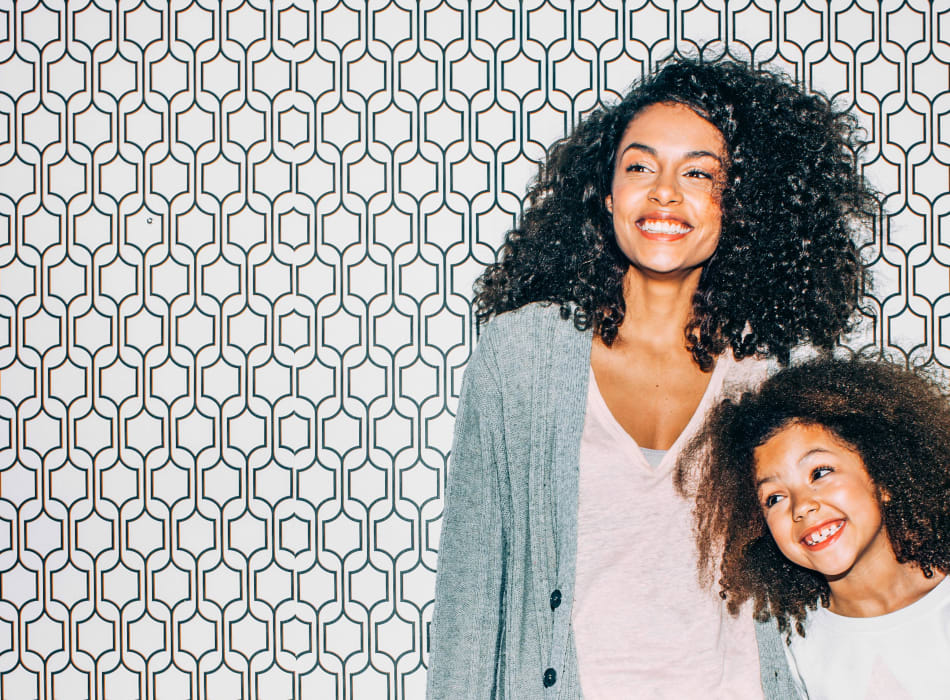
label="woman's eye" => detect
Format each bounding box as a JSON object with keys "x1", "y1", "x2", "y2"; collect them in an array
[
  {"x1": 812, "y1": 466, "x2": 833, "y2": 480},
  {"x1": 685, "y1": 168, "x2": 712, "y2": 179},
  {"x1": 625, "y1": 163, "x2": 649, "y2": 173}
]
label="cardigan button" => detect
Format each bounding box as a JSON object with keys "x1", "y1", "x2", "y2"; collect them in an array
[
  {"x1": 549, "y1": 589, "x2": 562, "y2": 610},
  {"x1": 543, "y1": 667, "x2": 557, "y2": 687}
]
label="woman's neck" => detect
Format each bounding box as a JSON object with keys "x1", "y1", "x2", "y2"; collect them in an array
[
  {"x1": 617, "y1": 265, "x2": 702, "y2": 349},
  {"x1": 590, "y1": 264, "x2": 713, "y2": 450}
]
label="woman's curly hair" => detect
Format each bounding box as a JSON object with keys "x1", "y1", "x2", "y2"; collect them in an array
[
  {"x1": 676, "y1": 358, "x2": 950, "y2": 637},
  {"x1": 474, "y1": 57, "x2": 877, "y2": 369}
]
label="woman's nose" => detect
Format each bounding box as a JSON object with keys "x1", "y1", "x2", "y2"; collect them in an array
[{"x1": 648, "y1": 172, "x2": 681, "y2": 205}]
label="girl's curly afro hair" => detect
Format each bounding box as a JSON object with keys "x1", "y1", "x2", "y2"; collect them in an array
[
  {"x1": 474, "y1": 57, "x2": 877, "y2": 369},
  {"x1": 676, "y1": 358, "x2": 950, "y2": 637}
]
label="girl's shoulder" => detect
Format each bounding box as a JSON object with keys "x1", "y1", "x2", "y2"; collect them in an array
[{"x1": 784, "y1": 576, "x2": 950, "y2": 699}]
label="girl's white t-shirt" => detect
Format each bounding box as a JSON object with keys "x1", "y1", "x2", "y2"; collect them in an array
[
  {"x1": 785, "y1": 575, "x2": 950, "y2": 699},
  {"x1": 572, "y1": 355, "x2": 766, "y2": 699}
]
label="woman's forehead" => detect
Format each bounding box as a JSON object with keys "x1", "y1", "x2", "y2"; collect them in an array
[{"x1": 616, "y1": 102, "x2": 726, "y2": 159}]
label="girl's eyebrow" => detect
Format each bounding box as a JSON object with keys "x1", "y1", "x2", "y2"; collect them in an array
[
  {"x1": 618, "y1": 142, "x2": 724, "y2": 164},
  {"x1": 798, "y1": 447, "x2": 835, "y2": 463},
  {"x1": 754, "y1": 447, "x2": 837, "y2": 488}
]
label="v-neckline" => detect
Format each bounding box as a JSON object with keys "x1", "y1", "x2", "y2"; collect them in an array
[{"x1": 587, "y1": 355, "x2": 731, "y2": 472}]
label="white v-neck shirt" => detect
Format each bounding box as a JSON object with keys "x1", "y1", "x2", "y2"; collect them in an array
[{"x1": 573, "y1": 353, "x2": 766, "y2": 699}]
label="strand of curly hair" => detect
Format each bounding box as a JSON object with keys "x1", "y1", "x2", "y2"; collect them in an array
[{"x1": 474, "y1": 58, "x2": 878, "y2": 369}]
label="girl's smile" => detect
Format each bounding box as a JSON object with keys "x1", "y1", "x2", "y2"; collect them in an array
[{"x1": 800, "y1": 519, "x2": 845, "y2": 549}]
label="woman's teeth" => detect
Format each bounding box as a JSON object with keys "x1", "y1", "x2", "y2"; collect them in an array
[
  {"x1": 638, "y1": 219, "x2": 691, "y2": 234},
  {"x1": 803, "y1": 522, "x2": 843, "y2": 546}
]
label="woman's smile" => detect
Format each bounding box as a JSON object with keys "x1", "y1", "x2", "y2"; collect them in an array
[{"x1": 636, "y1": 212, "x2": 693, "y2": 239}]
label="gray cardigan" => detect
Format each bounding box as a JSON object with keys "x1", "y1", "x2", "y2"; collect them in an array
[{"x1": 427, "y1": 304, "x2": 797, "y2": 699}]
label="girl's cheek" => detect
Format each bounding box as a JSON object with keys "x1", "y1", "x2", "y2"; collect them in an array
[{"x1": 763, "y1": 512, "x2": 784, "y2": 538}]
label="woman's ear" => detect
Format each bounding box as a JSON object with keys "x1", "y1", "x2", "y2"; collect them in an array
[{"x1": 605, "y1": 194, "x2": 612, "y2": 214}]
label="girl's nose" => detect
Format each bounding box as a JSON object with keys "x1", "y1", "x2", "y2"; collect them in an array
[{"x1": 791, "y1": 492, "x2": 820, "y2": 521}]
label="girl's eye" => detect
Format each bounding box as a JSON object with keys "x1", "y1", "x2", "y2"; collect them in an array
[
  {"x1": 685, "y1": 168, "x2": 712, "y2": 179},
  {"x1": 763, "y1": 493, "x2": 785, "y2": 508},
  {"x1": 812, "y1": 466, "x2": 833, "y2": 481}
]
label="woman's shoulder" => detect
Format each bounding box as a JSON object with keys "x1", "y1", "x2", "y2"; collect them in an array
[
  {"x1": 461, "y1": 303, "x2": 591, "y2": 430},
  {"x1": 707, "y1": 347, "x2": 770, "y2": 404},
  {"x1": 479, "y1": 302, "x2": 588, "y2": 348},
  {"x1": 483, "y1": 301, "x2": 571, "y2": 330},
  {"x1": 470, "y1": 302, "x2": 592, "y2": 381}
]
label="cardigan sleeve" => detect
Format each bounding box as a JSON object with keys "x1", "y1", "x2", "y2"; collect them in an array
[
  {"x1": 755, "y1": 609, "x2": 801, "y2": 698},
  {"x1": 426, "y1": 333, "x2": 507, "y2": 699}
]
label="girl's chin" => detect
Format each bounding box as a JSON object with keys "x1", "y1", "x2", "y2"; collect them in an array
[{"x1": 804, "y1": 553, "x2": 856, "y2": 581}]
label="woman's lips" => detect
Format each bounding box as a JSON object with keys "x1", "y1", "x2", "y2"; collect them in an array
[
  {"x1": 800, "y1": 519, "x2": 846, "y2": 551},
  {"x1": 636, "y1": 216, "x2": 693, "y2": 240}
]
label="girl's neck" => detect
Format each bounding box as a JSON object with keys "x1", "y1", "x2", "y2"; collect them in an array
[{"x1": 827, "y1": 563, "x2": 946, "y2": 618}]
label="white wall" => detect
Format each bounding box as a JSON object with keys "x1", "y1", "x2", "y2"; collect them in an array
[{"x1": 0, "y1": 0, "x2": 947, "y2": 698}]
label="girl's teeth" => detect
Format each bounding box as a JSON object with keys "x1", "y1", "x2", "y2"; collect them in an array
[{"x1": 805, "y1": 522, "x2": 843, "y2": 545}]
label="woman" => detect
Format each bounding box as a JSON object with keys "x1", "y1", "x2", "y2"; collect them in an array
[{"x1": 426, "y1": 58, "x2": 876, "y2": 699}]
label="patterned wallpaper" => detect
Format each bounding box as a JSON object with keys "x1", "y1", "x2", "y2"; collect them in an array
[{"x1": 0, "y1": 0, "x2": 948, "y2": 698}]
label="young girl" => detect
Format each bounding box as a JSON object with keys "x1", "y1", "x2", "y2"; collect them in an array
[{"x1": 678, "y1": 358, "x2": 950, "y2": 699}]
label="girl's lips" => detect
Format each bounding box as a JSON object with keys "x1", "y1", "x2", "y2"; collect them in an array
[{"x1": 799, "y1": 519, "x2": 846, "y2": 551}]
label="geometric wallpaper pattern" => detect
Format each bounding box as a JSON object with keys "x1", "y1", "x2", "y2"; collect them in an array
[{"x1": 0, "y1": 1, "x2": 948, "y2": 698}]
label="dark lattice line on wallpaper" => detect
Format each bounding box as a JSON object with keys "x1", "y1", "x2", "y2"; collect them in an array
[{"x1": 0, "y1": 0, "x2": 948, "y2": 698}]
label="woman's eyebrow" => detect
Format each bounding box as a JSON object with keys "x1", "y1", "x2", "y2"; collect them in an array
[
  {"x1": 618, "y1": 142, "x2": 723, "y2": 164},
  {"x1": 686, "y1": 150, "x2": 723, "y2": 163}
]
